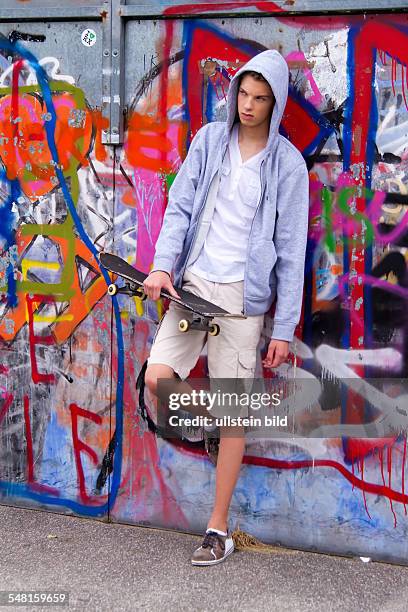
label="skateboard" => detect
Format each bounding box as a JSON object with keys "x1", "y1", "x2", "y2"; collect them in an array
[{"x1": 100, "y1": 252, "x2": 246, "y2": 336}]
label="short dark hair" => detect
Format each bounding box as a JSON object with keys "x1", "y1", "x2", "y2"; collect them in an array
[{"x1": 237, "y1": 70, "x2": 268, "y2": 87}]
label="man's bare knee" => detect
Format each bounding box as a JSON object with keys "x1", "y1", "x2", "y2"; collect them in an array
[{"x1": 145, "y1": 364, "x2": 175, "y2": 396}]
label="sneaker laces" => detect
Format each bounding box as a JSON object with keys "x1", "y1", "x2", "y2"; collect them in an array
[{"x1": 202, "y1": 531, "x2": 223, "y2": 549}]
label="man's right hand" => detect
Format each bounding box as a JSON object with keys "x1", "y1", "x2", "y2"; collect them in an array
[{"x1": 143, "y1": 271, "x2": 180, "y2": 301}]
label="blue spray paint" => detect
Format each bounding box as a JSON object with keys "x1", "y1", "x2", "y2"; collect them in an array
[{"x1": 0, "y1": 39, "x2": 124, "y2": 517}]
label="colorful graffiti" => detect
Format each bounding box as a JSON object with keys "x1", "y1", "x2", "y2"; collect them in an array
[
  {"x1": 1, "y1": 8, "x2": 408, "y2": 562},
  {"x1": 0, "y1": 38, "x2": 124, "y2": 515}
]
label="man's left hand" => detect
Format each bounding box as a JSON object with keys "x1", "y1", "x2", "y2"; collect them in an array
[{"x1": 262, "y1": 339, "x2": 289, "y2": 369}]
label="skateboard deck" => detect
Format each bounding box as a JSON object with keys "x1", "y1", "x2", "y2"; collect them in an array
[{"x1": 100, "y1": 252, "x2": 246, "y2": 334}]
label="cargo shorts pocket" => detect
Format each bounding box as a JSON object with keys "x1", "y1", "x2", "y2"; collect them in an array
[
  {"x1": 236, "y1": 350, "x2": 257, "y2": 397},
  {"x1": 237, "y1": 349, "x2": 256, "y2": 375}
]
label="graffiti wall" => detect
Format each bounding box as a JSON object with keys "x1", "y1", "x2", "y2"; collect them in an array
[{"x1": 1, "y1": 2, "x2": 408, "y2": 563}]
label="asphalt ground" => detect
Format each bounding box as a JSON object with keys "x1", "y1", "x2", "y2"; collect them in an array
[{"x1": 0, "y1": 504, "x2": 407, "y2": 612}]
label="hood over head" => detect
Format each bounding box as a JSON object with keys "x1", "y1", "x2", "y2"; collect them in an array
[{"x1": 226, "y1": 49, "x2": 289, "y2": 152}]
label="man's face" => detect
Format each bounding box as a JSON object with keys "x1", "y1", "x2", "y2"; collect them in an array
[{"x1": 237, "y1": 74, "x2": 275, "y2": 129}]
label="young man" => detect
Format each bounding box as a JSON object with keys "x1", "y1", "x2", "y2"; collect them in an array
[{"x1": 143, "y1": 50, "x2": 309, "y2": 565}]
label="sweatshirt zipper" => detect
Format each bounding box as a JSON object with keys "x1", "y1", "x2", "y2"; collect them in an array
[{"x1": 242, "y1": 158, "x2": 266, "y2": 315}]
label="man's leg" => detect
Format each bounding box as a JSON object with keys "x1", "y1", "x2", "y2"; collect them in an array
[
  {"x1": 190, "y1": 424, "x2": 245, "y2": 566},
  {"x1": 145, "y1": 363, "x2": 213, "y2": 420},
  {"x1": 145, "y1": 363, "x2": 176, "y2": 394},
  {"x1": 205, "y1": 280, "x2": 264, "y2": 534},
  {"x1": 145, "y1": 270, "x2": 216, "y2": 420},
  {"x1": 206, "y1": 426, "x2": 245, "y2": 533}
]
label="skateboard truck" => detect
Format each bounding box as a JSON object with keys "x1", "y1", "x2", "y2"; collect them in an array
[
  {"x1": 108, "y1": 282, "x2": 147, "y2": 301},
  {"x1": 178, "y1": 316, "x2": 220, "y2": 337},
  {"x1": 101, "y1": 253, "x2": 241, "y2": 336}
]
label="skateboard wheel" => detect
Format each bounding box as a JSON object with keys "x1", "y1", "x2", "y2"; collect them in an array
[
  {"x1": 135, "y1": 287, "x2": 147, "y2": 301},
  {"x1": 108, "y1": 284, "x2": 118, "y2": 296},
  {"x1": 209, "y1": 323, "x2": 220, "y2": 337},
  {"x1": 179, "y1": 319, "x2": 190, "y2": 333}
]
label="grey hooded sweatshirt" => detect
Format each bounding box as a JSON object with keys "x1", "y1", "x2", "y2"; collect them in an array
[{"x1": 152, "y1": 50, "x2": 309, "y2": 342}]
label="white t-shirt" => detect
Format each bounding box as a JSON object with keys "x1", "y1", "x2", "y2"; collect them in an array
[{"x1": 188, "y1": 124, "x2": 266, "y2": 282}]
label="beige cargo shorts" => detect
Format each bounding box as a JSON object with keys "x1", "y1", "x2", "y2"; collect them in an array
[{"x1": 147, "y1": 269, "x2": 264, "y2": 418}]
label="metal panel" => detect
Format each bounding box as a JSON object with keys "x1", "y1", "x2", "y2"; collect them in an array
[
  {"x1": 0, "y1": 6, "x2": 106, "y2": 21},
  {"x1": 0, "y1": 0, "x2": 101, "y2": 5},
  {"x1": 106, "y1": 0, "x2": 125, "y2": 144},
  {"x1": 112, "y1": 10, "x2": 408, "y2": 565},
  {"x1": 0, "y1": 16, "x2": 118, "y2": 518},
  {"x1": 121, "y1": 0, "x2": 408, "y2": 16},
  {"x1": 0, "y1": 20, "x2": 104, "y2": 107}
]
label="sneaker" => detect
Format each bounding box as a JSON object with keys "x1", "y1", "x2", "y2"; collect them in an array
[
  {"x1": 179, "y1": 409, "x2": 204, "y2": 442},
  {"x1": 191, "y1": 528, "x2": 234, "y2": 566},
  {"x1": 203, "y1": 427, "x2": 220, "y2": 466}
]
